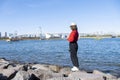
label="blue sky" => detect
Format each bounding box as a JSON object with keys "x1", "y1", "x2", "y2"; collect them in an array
[{"x1": 0, "y1": 0, "x2": 120, "y2": 34}]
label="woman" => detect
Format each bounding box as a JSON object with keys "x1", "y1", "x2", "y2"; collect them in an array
[{"x1": 67, "y1": 23, "x2": 79, "y2": 71}]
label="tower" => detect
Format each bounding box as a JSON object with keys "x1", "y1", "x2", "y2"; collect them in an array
[{"x1": 5, "y1": 32, "x2": 7, "y2": 38}]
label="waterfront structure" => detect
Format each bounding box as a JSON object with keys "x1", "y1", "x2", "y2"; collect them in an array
[
  {"x1": 5, "y1": 32, "x2": 7, "y2": 38},
  {"x1": 0, "y1": 32, "x2": 1, "y2": 38},
  {"x1": 53, "y1": 34, "x2": 61, "y2": 38},
  {"x1": 45, "y1": 33, "x2": 52, "y2": 39},
  {"x1": 2, "y1": 32, "x2": 120, "y2": 40}
]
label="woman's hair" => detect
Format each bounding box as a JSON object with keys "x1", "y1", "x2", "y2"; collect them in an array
[{"x1": 70, "y1": 25, "x2": 78, "y2": 30}]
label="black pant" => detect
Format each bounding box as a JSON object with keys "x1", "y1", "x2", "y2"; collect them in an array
[{"x1": 69, "y1": 42, "x2": 79, "y2": 67}]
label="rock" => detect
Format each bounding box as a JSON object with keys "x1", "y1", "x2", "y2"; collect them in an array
[
  {"x1": 6, "y1": 63, "x2": 16, "y2": 69},
  {"x1": 0, "y1": 69, "x2": 16, "y2": 78},
  {"x1": 0, "y1": 63, "x2": 9, "y2": 69},
  {"x1": 0, "y1": 59, "x2": 22, "y2": 71},
  {"x1": 28, "y1": 69, "x2": 53, "y2": 80},
  {"x1": 12, "y1": 64, "x2": 23, "y2": 71},
  {"x1": 68, "y1": 71, "x2": 104, "y2": 80},
  {"x1": 60, "y1": 67, "x2": 71, "y2": 74},
  {"x1": 51, "y1": 73, "x2": 63, "y2": 78},
  {"x1": 32, "y1": 64, "x2": 49, "y2": 71},
  {"x1": 12, "y1": 71, "x2": 30, "y2": 80},
  {"x1": 4, "y1": 63, "x2": 23, "y2": 72},
  {"x1": 59, "y1": 67, "x2": 71, "y2": 77},
  {"x1": 47, "y1": 77, "x2": 70, "y2": 80},
  {"x1": 49, "y1": 65, "x2": 61, "y2": 73},
  {"x1": 2, "y1": 64, "x2": 23, "y2": 80},
  {"x1": 0, "y1": 74, "x2": 8, "y2": 80},
  {"x1": 29, "y1": 74, "x2": 40, "y2": 80},
  {"x1": 22, "y1": 64, "x2": 31, "y2": 71},
  {"x1": 12, "y1": 70, "x2": 41, "y2": 80},
  {"x1": 0, "y1": 58, "x2": 9, "y2": 64},
  {"x1": 0, "y1": 58, "x2": 118, "y2": 80},
  {"x1": 93, "y1": 70, "x2": 117, "y2": 79},
  {"x1": 118, "y1": 78, "x2": 120, "y2": 80},
  {"x1": 0, "y1": 59, "x2": 9, "y2": 69},
  {"x1": 3, "y1": 63, "x2": 17, "y2": 70}
]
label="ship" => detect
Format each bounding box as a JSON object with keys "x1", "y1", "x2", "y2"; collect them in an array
[
  {"x1": 6, "y1": 31, "x2": 20, "y2": 42},
  {"x1": 6, "y1": 37, "x2": 20, "y2": 42}
]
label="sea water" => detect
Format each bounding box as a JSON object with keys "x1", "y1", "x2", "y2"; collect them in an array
[{"x1": 0, "y1": 38, "x2": 120, "y2": 76}]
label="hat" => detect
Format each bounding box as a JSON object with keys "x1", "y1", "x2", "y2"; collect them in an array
[{"x1": 70, "y1": 23, "x2": 77, "y2": 26}]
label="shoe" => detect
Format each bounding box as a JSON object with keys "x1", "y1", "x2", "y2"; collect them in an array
[{"x1": 71, "y1": 66, "x2": 79, "y2": 72}]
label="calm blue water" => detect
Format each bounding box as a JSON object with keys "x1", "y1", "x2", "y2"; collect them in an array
[{"x1": 0, "y1": 38, "x2": 120, "y2": 76}]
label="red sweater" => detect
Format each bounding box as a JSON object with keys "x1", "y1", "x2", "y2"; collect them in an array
[{"x1": 67, "y1": 30, "x2": 79, "y2": 42}]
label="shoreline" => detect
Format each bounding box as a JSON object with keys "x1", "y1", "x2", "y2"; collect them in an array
[
  {"x1": 0, "y1": 58, "x2": 119, "y2": 80},
  {"x1": 0, "y1": 37, "x2": 120, "y2": 41}
]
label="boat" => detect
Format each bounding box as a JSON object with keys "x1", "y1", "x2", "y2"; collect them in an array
[
  {"x1": 6, "y1": 39, "x2": 11, "y2": 42},
  {"x1": 6, "y1": 31, "x2": 21, "y2": 42},
  {"x1": 6, "y1": 37, "x2": 20, "y2": 42}
]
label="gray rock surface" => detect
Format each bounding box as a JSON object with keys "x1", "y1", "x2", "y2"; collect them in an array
[
  {"x1": 93, "y1": 70, "x2": 117, "y2": 79},
  {"x1": 28, "y1": 69, "x2": 53, "y2": 80},
  {"x1": 47, "y1": 77, "x2": 70, "y2": 80},
  {"x1": 49, "y1": 65, "x2": 61, "y2": 73},
  {"x1": 0, "y1": 74, "x2": 8, "y2": 80},
  {"x1": 0, "y1": 58, "x2": 119, "y2": 80},
  {"x1": 12, "y1": 71, "x2": 30, "y2": 80},
  {"x1": 0, "y1": 69, "x2": 16, "y2": 78},
  {"x1": 68, "y1": 71, "x2": 104, "y2": 80},
  {"x1": 60, "y1": 67, "x2": 71, "y2": 74},
  {"x1": 118, "y1": 78, "x2": 120, "y2": 80},
  {"x1": 0, "y1": 59, "x2": 9, "y2": 69},
  {"x1": 32, "y1": 64, "x2": 49, "y2": 71}
]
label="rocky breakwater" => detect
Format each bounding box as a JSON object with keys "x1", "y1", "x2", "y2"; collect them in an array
[{"x1": 0, "y1": 58, "x2": 119, "y2": 80}]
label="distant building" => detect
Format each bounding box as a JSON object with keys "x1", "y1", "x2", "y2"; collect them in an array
[
  {"x1": 53, "y1": 34, "x2": 61, "y2": 38},
  {"x1": 0, "y1": 32, "x2": 1, "y2": 38},
  {"x1": 5, "y1": 32, "x2": 7, "y2": 38},
  {"x1": 45, "y1": 33, "x2": 52, "y2": 39}
]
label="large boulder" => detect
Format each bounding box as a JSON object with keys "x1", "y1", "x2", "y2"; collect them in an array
[
  {"x1": 12, "y1": 64, "x2": 23, "y2": 71},
  {"x1": 0, "y1": 64, "x2": 9, "y2": 69},
  {"x1": 59, "y1": 67, "x2": 71, "y2": 77},
  {"x1": 68, "y1": 71, "x2": 104, "y2": 80},
  {"x1": 28, "y1": 69, "x2": 53, "y2": 80},
  {"x1": 49, "y1": 65, "x2": 61, "y2": 73},
  {"x1": 60, "y1": 67, "x2": 71, "y2": 74},
  {"x1": 93, "y1": 70, "x2": 117, "y2": 79},
  {"x1": 47, "y1": 77, "x2": 70, "y2": 80},
  {"x1": 32, "y1": 64, "x2": 49, "y2": 71},
  {"x1": 0, "y1": 69, "x2": 16, "y2": 78},
  {"x1": 11, "y1": 71, "x2": 30, "y2": 80},
  {"x1": 0, "y1": 74, "x2": 8, "y2": 80},
  {"x1": 11, "y1": 70, "x2": 41, "y2": 80},
  {"x1": 0, "y1": 58, "x2": 9, "y2": 69},
  {"x1": 0, "y1": 58, "x2": 9, "y2": 64},
  {"x1": 29, "y1": 74, "x2": 40, "y2": 80}
]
